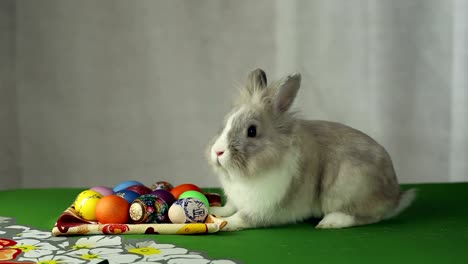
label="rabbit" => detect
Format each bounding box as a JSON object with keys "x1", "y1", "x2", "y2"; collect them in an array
[{"x1": 206, "y1": 68, "x2": 416, "y2": 231}]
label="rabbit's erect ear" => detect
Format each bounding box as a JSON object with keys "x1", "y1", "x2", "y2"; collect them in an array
[
  {"x1": 246, "y1": 68, "x2": 267, "y2": 94},
  {"x1": 274, "y1": 73, "x2": 301, "y2": 113}
]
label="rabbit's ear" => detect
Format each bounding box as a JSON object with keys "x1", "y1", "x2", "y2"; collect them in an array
[
  {"x1": 274, "y1": 73, "x2": 301, "y2": 113},
  {"x1": 245, "y1": 68, "x2": 267, "y2": 94}
]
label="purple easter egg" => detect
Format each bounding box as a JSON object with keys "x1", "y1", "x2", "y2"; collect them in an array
[
  {"x1": 90, "y1": 186, "x2": 114, "y2": 196},
  {"x1": 150, "y1": 189, "x2": 176, "y2": 206}
]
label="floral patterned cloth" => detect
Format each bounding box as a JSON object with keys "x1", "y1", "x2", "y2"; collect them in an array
[
  {"x1": 52, "y1": 206, "x2": 227, "y2": 236},
  {"x1": 0, "y1": 216, "x2": 238, "y2": 264}
]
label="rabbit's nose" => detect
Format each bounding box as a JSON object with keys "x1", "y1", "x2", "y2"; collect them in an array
[{"x1": 216, "y1": 150, "x2": 225, "y2": 157}]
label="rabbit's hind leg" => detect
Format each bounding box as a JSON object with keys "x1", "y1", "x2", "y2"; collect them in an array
[{"x1": 315, "y1": 212, "x2": 379, "y2": 229}]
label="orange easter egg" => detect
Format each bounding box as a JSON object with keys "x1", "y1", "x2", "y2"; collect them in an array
[
  {"x1": 170, "y1": 183, "x2": 203, "y2": 199},
  {"x1": 95, "y1": 195, "x2": 130, "y2": 224}
]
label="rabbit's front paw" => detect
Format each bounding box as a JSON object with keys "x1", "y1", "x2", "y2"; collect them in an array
[
  {"x1": 220, "y1": 212, "x2": 249, "y2": 231},
  {"x1": 209, "y1": 204, "x2": 236, "y2": 217}
]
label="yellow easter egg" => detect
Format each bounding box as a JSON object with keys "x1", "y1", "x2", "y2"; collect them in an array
[
  {"x1": 74, "y1": 190, "x2": 103, "y2": 208},
  {"x1": 76, "y1": 196, "x2": 101, "y2": 221}
]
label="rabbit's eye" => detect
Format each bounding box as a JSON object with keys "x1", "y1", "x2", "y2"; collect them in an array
[{"x1": 247, "y1": 125, "x2": 257, "y2": 138}]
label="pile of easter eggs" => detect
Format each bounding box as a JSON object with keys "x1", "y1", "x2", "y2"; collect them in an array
[{"x1": 73, "y1": 180, "x2": 221, "y2": 225}]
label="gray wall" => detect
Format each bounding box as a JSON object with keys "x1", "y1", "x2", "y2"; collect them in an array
[{"x1": 0, "y1": 0, "x2": 20, "y2": 190}]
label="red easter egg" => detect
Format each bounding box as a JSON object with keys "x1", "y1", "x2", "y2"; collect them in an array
[
  {"x1": 170, "y1": 184, "x2": 203, "y2": 199},
  {"x1": 95, "y1": 195, "x2": 130, "y2": 224},
  {"x1": 204, "y1": 193, "x2": 222, "y2": 207},
  {"x1": 126, "y1": 185, "x2": 152, "y2": 195}
]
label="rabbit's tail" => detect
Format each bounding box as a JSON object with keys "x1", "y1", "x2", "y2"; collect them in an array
[{"x1": 384, "y1": 189, "x2": 417, "y2": 219}]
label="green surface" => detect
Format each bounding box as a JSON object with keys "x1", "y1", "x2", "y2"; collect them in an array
[{"x1": 1, "y1": 183, "x2": 467, "y2": 264}]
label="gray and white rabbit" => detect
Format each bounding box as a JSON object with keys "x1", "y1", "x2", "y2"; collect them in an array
[{"x1": 207, "y1": 69, "x2": 415, "y2": 231}]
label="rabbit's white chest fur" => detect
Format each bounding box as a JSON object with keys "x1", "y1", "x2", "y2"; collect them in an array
[{"x1": 220, "y1": 149, "x2": 304, "y2": 221}]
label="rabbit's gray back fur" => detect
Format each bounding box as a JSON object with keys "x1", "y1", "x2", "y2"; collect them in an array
[{"x1": 289, "y1": 120, "x2": 401, "y2": 219}]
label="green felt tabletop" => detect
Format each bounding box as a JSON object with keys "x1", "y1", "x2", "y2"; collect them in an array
[{"x1": 1, "y1": 183, "x2": 468, "y2": 264}]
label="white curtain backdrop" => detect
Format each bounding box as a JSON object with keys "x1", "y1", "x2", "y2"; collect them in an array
[
  {"x1": 276, "y1": 0, "x2": 468, "y2": 183},
  {"x1": 0, "y1": 0, "x2": 467, "y2": 189}
]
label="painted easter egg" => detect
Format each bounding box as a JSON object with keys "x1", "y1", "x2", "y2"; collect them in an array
[
  {"x1": 75, "y1": 194, "x2": 102, "y2": 221},
  {"x1": 129, "y1": 194, "x2": 169, "y2": 223},
  {"x1": 168, "y1": 198, "x2": 208, "y2": 224},
  {"x1": 74, "y1": 190, "x2": 103, "y2": 208},
  {"x1": 178, "y1": 190, "x2": 210, "y2": 208},
  {"x1": 150, "y1": 181, "x2": 174, "y2": 191},
  {"x1": 114, "y1": 189, "x2": 140, "y2": 204}
]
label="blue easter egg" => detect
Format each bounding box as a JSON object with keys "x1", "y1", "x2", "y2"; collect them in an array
[
  {"x1": 114, "y1": 190, "x2": 140, "y2": 204},
  {"x1": 113, "y1": 180, "x2": 144, "y2": 192}
]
